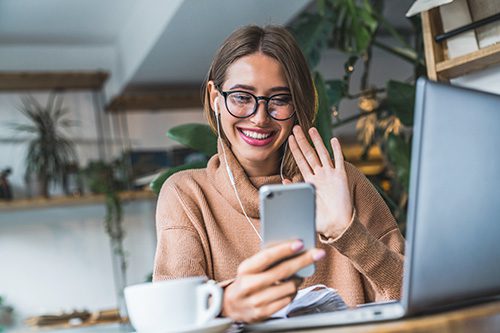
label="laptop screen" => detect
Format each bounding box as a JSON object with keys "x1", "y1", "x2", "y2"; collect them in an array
[{"x1": 403, "y1": 78, "x2": 500, "y2": 314}]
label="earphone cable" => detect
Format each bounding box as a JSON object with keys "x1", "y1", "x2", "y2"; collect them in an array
[{"x1": 215, "y1": 99, "x2": 263, "y2": 241}]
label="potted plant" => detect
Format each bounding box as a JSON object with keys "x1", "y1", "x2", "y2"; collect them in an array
[{"x1": 13, "y1": 94, "x2": 77, "y2": 198}]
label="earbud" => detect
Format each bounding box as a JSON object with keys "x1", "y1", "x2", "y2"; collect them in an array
[{"x1": 214, "y1": 97, "x2": 220, "y2": 119}]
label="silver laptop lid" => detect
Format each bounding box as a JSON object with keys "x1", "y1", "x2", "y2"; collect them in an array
[{"x1": 403, "y1": 78, "x2": 500, "y2": 315}]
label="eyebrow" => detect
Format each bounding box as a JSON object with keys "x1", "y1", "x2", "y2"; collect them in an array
[{"x1": 228, "y1": 84, "x2": 291, "y2": 94}]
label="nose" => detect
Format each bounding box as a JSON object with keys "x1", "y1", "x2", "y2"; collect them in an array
[{"x1": 250, "y1": 100, "x2": 270, "y2": 125}]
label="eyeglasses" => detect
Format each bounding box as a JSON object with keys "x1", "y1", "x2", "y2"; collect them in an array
[{"x1": 218, "y1": 90, "x2": 295, "y2": 121}]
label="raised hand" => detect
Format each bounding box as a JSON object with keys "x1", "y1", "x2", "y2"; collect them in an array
[{"x1": 286, "y1": 125, "x2": 353, "y2": 239}]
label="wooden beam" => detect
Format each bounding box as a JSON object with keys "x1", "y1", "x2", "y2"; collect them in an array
[
  {"x1": 422, "y1": 9, "x2": 446, "y2": 82},
  {"x1": 0, "y1": 71, "x2": 109, "y2": 91},
  {"x1": 107, "y1": 85, "x2": 202, "y2": 112}
]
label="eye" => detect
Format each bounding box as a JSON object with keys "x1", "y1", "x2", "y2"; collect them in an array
[
  {"x1": 270, "y1": 95, "x2": 292, "y2": 106},
  {"x1": 230, "y1": 93, "x2": 252, "y2": 104}
]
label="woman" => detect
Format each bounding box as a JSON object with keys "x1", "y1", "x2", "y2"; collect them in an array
[{"x1": 153, "y1": 25, "x2": 404, "y2": 323}]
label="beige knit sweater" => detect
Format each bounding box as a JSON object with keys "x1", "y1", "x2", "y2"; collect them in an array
[{"x1": 153, "y1": 141, "x2": 405, "y2": 306}]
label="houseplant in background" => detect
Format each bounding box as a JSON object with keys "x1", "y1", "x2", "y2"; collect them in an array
[
  {"x1": 82, "y1": 160, "x2": 128, "y2": 319},
  {"x1": 151, "y1": 0, "x2": 424, "y2": 234},
  {"x1": 150, "y1": 124, "x2": 216, "y2": 194},
  {"x1": 12, "y1": 94, "x2": 78, "y2": 198}
]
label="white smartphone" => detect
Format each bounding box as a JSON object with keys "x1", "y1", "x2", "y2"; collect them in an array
[{"x1": 259, "y1": 183, "x2": 316, "y2": 278}]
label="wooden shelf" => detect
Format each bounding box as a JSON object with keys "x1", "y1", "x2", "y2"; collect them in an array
[
  {"x1": 106, "y1": 84, "x2": 202, "y2": 112},
  {"x1": 422, "y1": 8, "x2": 500, "y2": 81},
  {"x1": 435, "y1": 43, "x2": 500, "y2": 79},
  {"x1": 0, "y1": 190, "x2": 155, "y2": 212},
  {"x1": 0, "y1": 71, "x2": 109, "y2": 91}
]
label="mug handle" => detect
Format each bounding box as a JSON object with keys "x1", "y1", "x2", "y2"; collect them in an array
[{"x1": 196, "y1": 280, "x2": 223, "y2": 324}]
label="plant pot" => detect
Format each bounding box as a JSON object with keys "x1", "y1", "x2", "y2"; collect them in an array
[
  {"x1": 0, "y1": 305, "x2": 14, "y2": 328},
  {"x1": 25, "y1": 173, "x2": 50, "y2": 198}
]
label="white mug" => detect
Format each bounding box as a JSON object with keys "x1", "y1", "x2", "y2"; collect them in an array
[{"x1": 124, "y1": 276, "x2": 223, "y2": 333}]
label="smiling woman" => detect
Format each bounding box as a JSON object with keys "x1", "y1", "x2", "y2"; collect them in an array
[{"x1": 153, "y1": 25, "x2": 405, "y2": 324}]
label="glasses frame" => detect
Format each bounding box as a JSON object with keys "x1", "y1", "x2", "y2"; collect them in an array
[{"x1": 218, "y1": 90, "x2": 295, "y2": 121}]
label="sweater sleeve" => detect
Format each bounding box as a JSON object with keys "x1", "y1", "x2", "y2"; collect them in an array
[
  {"x1": 153, "y1": 178, "x2": 208, "y2": 282},
  {"x1": 319, "y1": 163, "x2": 405, "y2": 302}
]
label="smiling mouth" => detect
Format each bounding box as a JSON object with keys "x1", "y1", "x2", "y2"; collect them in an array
[
  {"x1": 237, "y1": 128, "x2": 277, "y2": 146},
  {"x1": 240, "y1": 129, "x2": 274, "y2": 140}
]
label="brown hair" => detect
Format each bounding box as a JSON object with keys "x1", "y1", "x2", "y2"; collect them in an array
[{"x1": 202, "y1": 25, "x2": 317, "y2": 178}]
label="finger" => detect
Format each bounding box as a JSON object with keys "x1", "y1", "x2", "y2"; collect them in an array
[
  {"x1": 293, "y1": 125, "x2": 321, "y2": 169},
  {"x1": 263, "y1": 248, "x2": 326, "y2": 283},
  {"x1": 330, "y1": 137, "x2": 345, "y2": 170},
  {"x1": 282, "y1": 178, "x2": 292, "y2": 185},
  {"x1": 309, "y1": 127, "x2": 333, "y2": 168},
  {"x1": 248, "y1": 296, "x2": 293, "y2": 323},
  {"x1": 237, "y1": 240, "x2": 304, "y2": 275},
  {"x1": 288, "y1": 135, "x2": 313, "y2": 177},
  {"x1": 246, "y1": 280, "x2": 298, "y2": 309}
]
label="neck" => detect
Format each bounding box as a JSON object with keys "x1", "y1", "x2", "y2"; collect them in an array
[{"x1": 237, "y1": 153, "x2": 280, "y2": 177}]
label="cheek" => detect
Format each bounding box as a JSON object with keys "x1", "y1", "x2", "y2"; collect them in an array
[
  {"x1": 280, "y1": 120, "x2": 295, "y2": 138},
  {"x1": 220, "y1": 115, "x2": 238, "y2": 139}
]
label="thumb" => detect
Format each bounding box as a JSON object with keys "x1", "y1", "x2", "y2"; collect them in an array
[{"x1": 282, "y1": 178, "x2": 292, "y2": 185}]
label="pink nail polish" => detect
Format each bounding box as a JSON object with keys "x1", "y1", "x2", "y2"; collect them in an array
[
  {"x1": 312, "y1": 249, "x2": 326, "y2": 261},
  {"x1": 291, "y1": 240, "x2": 304, "y2": 252}
]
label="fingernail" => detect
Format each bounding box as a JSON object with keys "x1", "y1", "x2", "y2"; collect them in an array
[
  {"x1": 312, "y1": 249, "x2": 326, "y2": 261},
  {"x1": 291, "y1": 240, "x2": 304, "y2": 252}
]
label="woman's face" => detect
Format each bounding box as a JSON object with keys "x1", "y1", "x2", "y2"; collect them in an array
[{"x1": 211, "y1": 53, "x2": 295, "y2": 175}]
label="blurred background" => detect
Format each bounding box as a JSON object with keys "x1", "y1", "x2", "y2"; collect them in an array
[{"x1": 0, "y1": 0, "x2": 426, "y2": 331}]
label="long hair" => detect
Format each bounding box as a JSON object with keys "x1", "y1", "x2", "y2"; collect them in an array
[{"x1": 202, "y1": 25, "x2": 317, "y2": 178}]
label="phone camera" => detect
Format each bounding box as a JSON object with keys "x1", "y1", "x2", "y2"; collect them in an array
[{"x1": 266, "y1": 192, "x2": 274, "y2": 199}]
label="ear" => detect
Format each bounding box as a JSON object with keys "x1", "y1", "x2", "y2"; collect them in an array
[{"x1": 207, "y1": 81, "x2": 219, "y2": 115}]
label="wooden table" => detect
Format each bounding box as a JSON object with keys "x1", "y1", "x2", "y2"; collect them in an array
[{"x1": 282, "y1": 300, "x2": 500, "y2": 333}]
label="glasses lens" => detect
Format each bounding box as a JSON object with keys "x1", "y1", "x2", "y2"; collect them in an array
[
  {"x1": 226, "y1": 92, "x2": 255, "y2": 117},
  {"x1": 268, "y1": 95, "x2": 294, "y2": 120}
]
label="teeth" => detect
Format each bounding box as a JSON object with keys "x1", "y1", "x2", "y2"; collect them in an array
[{"x1": 241, "y1": 130, "x2": 272, "y2": 140}]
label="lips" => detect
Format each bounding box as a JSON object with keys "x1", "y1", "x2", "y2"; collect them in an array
[{"x1": 237, "y1": 127, "x2": 277, "y2": 147}]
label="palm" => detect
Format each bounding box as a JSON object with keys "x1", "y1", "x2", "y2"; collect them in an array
[{"x1": 286, "y1": 126, "x2": 353, "y2": 238}]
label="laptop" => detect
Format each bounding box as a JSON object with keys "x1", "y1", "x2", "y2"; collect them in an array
[{"x1": 248, "y1": 78, "x2": 500, "y2": 331}]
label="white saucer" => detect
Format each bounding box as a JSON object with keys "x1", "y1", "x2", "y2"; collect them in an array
[{"x1": 166, "y1": 318, "x2": 233, "y2": 333}]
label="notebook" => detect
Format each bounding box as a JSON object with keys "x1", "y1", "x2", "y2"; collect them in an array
[{"x1": 248, "y1": 78, "x2": 500, "y2": 331}]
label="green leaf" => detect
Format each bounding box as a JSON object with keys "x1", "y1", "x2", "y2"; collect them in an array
[
  {"x1": 373, "y1": 40, "x2": 424, "y2": 66},
  {"x1": 167, "y1": 124, "x2": 217, "y2": 157},
  {"x1": 386, "y1": 80, "x2": 415, "y2": 126},
  {"x1": 325, "y1": 79, "x2": 345, "y2": 107},
  {"x1": 386, "y1": 134, "x2": 411, "y2": 192},
  {"x1": 290, "y1": 13, "x2": 333, "y2": 69},
  {"x1": 313, "y1": 72, "x2": 333, "y2": 155},
  {"x1": 149, "y1": 160, "x2": 208, "y2": 195},
  {"x1": 326, "y1": 0, "x2": 378, "y2": 53}
]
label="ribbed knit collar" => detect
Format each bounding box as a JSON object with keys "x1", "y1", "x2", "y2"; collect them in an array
[{"x1": 207, "y1": 139, "x2": 301, "y2": 219}]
